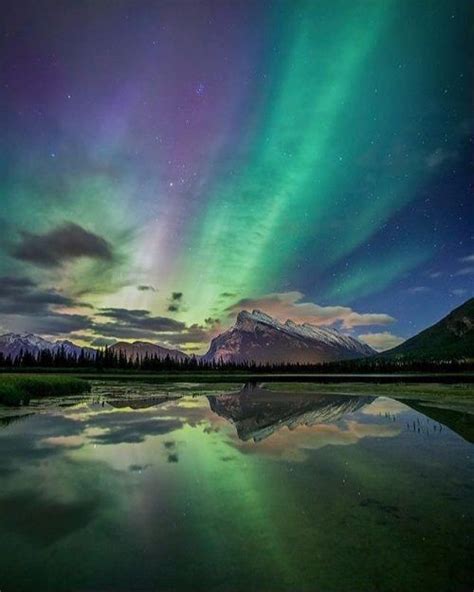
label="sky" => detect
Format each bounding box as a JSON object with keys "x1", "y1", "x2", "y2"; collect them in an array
[{"x1": 1, "y1": 0, "x2": 473, "y2": 353}]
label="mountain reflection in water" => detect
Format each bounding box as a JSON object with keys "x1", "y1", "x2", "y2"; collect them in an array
[
  {"x1": 208, "y1": 383, "x2": 373, "y2": 442},
  {"x1": 0, "y1": 380, "x2": 472, "y2": 592}
]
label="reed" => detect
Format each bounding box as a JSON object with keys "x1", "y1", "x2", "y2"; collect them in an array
[{"x1": 0, "y1": 374, "x2": 91, "y2": 406}]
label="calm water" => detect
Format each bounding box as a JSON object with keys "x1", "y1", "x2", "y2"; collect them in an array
[{"x1": 0, "y1": 381, "x2": 472, "y2": 592}]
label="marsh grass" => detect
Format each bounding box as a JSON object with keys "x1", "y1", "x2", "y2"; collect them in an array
[{"x1": 0, "y1": 374, "x2": 91, "y2": 406}]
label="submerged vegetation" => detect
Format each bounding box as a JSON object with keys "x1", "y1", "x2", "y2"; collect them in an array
[{"x1": 0, "y1": 374, "x2": 91, "y2": 406}]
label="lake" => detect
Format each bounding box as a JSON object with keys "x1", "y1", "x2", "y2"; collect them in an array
[{"x1": 0, "y1": 380, "x2": 473, "y2": 592}]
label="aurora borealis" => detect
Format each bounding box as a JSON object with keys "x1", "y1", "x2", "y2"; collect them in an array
[{"x1": 1, "y1": 0, "x2": 473, "y2": 352}]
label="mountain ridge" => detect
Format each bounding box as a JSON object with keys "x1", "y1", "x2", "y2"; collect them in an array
[
  {"x1": 109, "y1": 340, "x2": 188, "y2": 361},
  {"x1": 0, "y1": 332, "x2": 96, "y2": 359},
  {"x1": 203, "y1": 309, "x2": 375, "y2": 364},
  {"x1": 381, "y1": 297, "x2": 474, "y2": 360},
  {"x1": 1, "y1": 298, "x2": 472, "y2": 364}
]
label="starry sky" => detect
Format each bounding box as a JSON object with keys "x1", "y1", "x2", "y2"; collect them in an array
[{"x1": 1, "y1": 0, "x2": 473, "y2": 352}]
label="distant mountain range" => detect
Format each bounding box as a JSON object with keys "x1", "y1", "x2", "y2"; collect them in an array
[
  {"x1": 0, "y1": 309, "x2": 375, "y2": 365},
  {"x1": 0, "y1": 297, "x2": 472, "y2": 365},
  {"x1": 203, "y1": 309, "x2": 375, "y2": 364},
  {"x1": 109, "y1": 341, "x2": 188, "y2": 362},
  {"x1": 0, "y1": 333, "x2": 95, "y2": 360}
]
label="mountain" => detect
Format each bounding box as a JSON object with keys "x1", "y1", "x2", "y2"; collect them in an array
[
  {"x1": 0, "y1": 333, "x2": 187, "y2": 363},
  {"x1": 0, "y1": 333, "x2": 95, "y2": 359},
  {"x1": 208, "y1": 383, "x2": 372, "y2": 442},
  {"x1": 109, "y1": 341, "x2": 188, "y2": 362},
  {"x1": 382, "y1": 297, "x2": 474, "y2": 361},
  {"x1": 203, "y1": 309, "x2": 375, "y2": 364}
]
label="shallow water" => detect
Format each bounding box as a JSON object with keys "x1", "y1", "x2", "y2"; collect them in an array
[{"x1": 0, "y1": 381, "x2": 473, "y2": 592}]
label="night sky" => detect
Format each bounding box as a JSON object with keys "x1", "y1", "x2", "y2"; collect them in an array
[{"x1": 1, "y1": 0, "x2": 473, "y2": 352}]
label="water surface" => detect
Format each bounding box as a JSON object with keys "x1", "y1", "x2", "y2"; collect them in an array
[{"x1": 0, "y1": 381, "x2": 472, "y2": 591}]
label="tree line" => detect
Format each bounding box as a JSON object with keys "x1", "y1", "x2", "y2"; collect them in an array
[{"x1": 0, "y1": 346, "x2": 472, "y2": 373}]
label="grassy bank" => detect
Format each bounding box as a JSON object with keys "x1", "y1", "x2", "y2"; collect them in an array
[
  {"x1": 266, "y1": 381, "x2": 474, "y2": 413},
  {"x1": 2, "y1": 368, "x2": 474, "y2": 383},
  {"x1": 0, "y1": 374, "x2": 91, "y2": 406}
]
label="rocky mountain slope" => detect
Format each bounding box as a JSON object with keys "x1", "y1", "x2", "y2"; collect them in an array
[
  {"x1": 109, "y1": 341, "x2": 188, "y2": 361},
  {"x1": 203, "y1": 309, "x2": 375, "y2": 364},
  {"x1": 382, "y1": 297, "x2": 474, "y2": 360},
  {"x1": 0, "y1": 333, "x2": 95, "y2": 359}
]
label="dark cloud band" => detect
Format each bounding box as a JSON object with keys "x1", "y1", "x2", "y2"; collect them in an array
[{"x1": 12, "y1": 223, "x2": 113, "y2": 268}]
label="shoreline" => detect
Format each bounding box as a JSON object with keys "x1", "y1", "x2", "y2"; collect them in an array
[{"x1": 1, "y1": 369, "x2": 474, "y2": 384}]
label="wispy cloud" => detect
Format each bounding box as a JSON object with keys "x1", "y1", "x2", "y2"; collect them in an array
[
  {"x1": 455, "y1": 267, "x2": 474, "y2": 276},
  {"x1": 454, "y1": 254, "x2": 474, "y2": 277},
  {"x1": 405, "y1": 286, "x2": 430, "y2": 294},
  {"x1": 90, "y1": 307, "x2": 215, "y2": 349},
  {"x1": 95, "y1": 308, "x2": 185, "y2": 335},
  {"x1": 226, "y1": 291, "x2": 395, "y2": 329}
]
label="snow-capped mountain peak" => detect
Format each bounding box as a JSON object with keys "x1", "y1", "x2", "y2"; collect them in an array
[
  {"x1": 0, "y1": 332, "x2": 94, "y2": 359},
  {"x1": 204, "y1": 310, "x2": 375, "y2": 364}
]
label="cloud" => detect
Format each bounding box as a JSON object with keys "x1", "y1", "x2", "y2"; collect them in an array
[
  {"x1": 0, "y1": 274, "x2": 94, "y2": 335},
  {"x1": 361, "y1": 397, "x2": 410, "y2": 416},
  {"x1": 451, "y1": 288, "x2": 468, "y2": 297},
  {"x1": 0, "y1": 283, "x2": 73, "y2": 314},
  {"x1": 428, "y1": 271, "x2": 443, "y2": 279},
  {"x1": 0, "y1": 412, "x2": 85, "y2": 476},
  {"x1": 185, "y1": 345, "x2": 205, "y2": 352},
  {"x1": 90, "y1": 307, "x2": 191, "y2": 341},
  {"x1": 226, "y1": 291, "x2": 395, "y2": 329},
  {"x1": 0, "y1": 275, "x2": 36, "y2": 292},
  {"x1": 405, "y1": 286, "x2": 430, "y2": 294},
  {"x1": 456, "y1": 255, "x2": 474, "y2": 276},
  {"x1": 129, "y1": 463, "x2": 152, "y2": 472},
  {"x1": 97, "y1": 308, "x2": 185, "y2": 331},
  {"x1": 358, "y1": 332, "x2": 405, "y2": 352},
  {"x1": 168, "y1": 291, "x2": 183, "y2": 313},
  {"x1": 93, "y1": 313, "x2": 217, "y2": 348},
  {"x1": 455, "y1": 267, "x2": 474, "y2": 276},
  {"x1": 137, "y1": 285, "x2": 156, "y2": 292},
  {"x1": 12, "y1": 222, "x2": 113, "y2": 268},
  {"x1": 0, "y1": 492, "x2": 100, "y2": 545},
  {"x1": 230, "y1": 420, "x2": 401, "y2": 462},
  {"x1": 89, "y1": 336, "x2": 117, "y2": 347},
  {"x1": 159, "y1": 324, "x2": 214, "y2": 346},
  {"x1": 84, "y1": 412, "x2": 183, "y2": 445},
  {"x1": 0, "y1": 310, "x2": 93, "y2": 336},
  {"x1": 204, "y1": 317, "x2": 220, "y2": 326},
  {"x1": 28, "y1": 314, "x2": 94, "y2": 335},
  {"x1": 0, "y1": 291, "x2": 73, "y2": 314}
]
